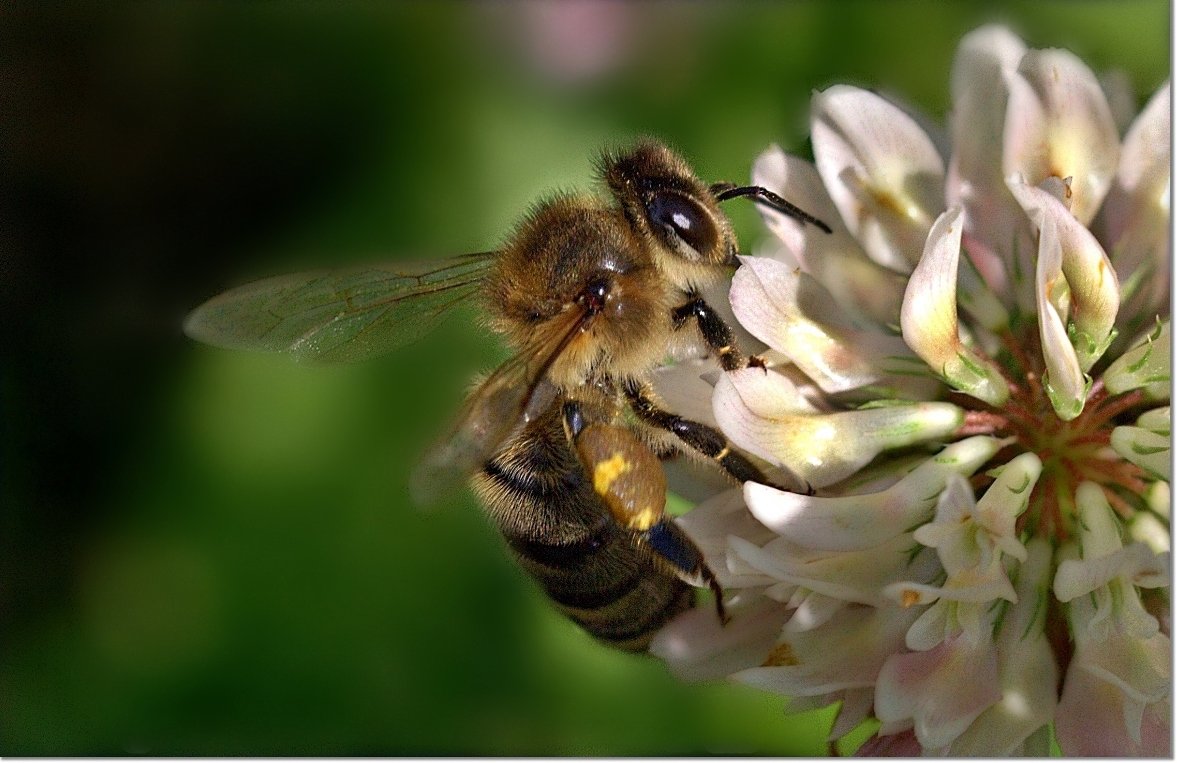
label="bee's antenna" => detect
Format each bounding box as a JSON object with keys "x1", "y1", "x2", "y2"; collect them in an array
[{"x1": 710, "y1": 182, "x2": 832, "y2": 234}]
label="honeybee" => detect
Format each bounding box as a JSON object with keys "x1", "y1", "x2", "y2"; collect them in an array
[{"x1": 185, "y1": 140, "x2": 827, "y2": 651}]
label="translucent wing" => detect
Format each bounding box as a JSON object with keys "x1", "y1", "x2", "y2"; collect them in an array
[
  {"x1": 183, "y1": 253, "x2": 497, "y2": 364},
  {"x1": 410, "y1": 307, "x2": 589, "y2": 504}
]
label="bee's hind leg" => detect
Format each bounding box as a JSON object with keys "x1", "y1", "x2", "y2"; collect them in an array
[
  {"x1": 624, "y1": 381, "x2": 771, "y2": 485},
  {"x1": 636, "y1": 519, "x2": 728, "y2": 624},
  {"x1": 561, "y1": 400, "x2": 727, "y2": 624}
]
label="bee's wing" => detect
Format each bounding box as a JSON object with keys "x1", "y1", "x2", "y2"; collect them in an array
[
  {"x1": 183, "y1": 252, "x2": 497, "y2": 364},
  {"x1": 410, "y1": 307, "x2": 589, "y2": 504}
]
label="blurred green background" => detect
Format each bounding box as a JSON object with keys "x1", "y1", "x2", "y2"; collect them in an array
[{"x1": 2, "y1": 0, "x2": 1168, "y2": 755}]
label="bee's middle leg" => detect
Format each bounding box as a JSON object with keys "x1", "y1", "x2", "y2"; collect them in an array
[{"x1": 624, "y1": 381, "x2": 772, "y2": 486}]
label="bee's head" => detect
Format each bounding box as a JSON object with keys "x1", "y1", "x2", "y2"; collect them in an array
[{"x1": 598, "y1": 140, "x2": 738, "y2": 273}]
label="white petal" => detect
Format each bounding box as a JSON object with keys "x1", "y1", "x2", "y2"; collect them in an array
[
  {"x1": 974, "y1": 452, "x2": 1041, "y2": 562},
  {"x1": 1054, "y1": 484, "x2": 1171, "y2": 604},
  {"x1": 675, "y1": 488, "x2": 777, "y2": 588},
  {"x1": 1111, "y1": 82, "x2": 1171, "y2": 202},
  {"x1": 811, "y1": 85, "x2": 945, "y2": 271},
  {"x1": 1101, "y1": 69, "x2": 1139, "y2": 133},
  {"x1": 715, "y1": 368, "x2": 960, "y2": 488},
  {"x1": 1103, "y1": 319, "x2": 1171, "y2": 400},
  {"x1": 1111, "y1": 425, "x2": 1172, "y2": 481},
  {"x1": 1056, "y1": 651, "x2": 1172, "y2": 756},
  {"x1": 829, "y1": 688, "x2": 875, "y2": 741},
  {"x1": 874, "y1": 633, "x2": 1002, "y2": 750},
  {"x1": 733, "y1": 605, "x2": 917, "y2": 698},
  {"x1": 729, "y1": 256, "x2": 917, "y2": 394},
  {"x1": 651, "y1": 597, "x2": 790, "y2": 682},
  {"x1": 1135, "y1": 406, "x2": 1170, "y2": 436},
  {"x1": 649, "y1": 358, "x2": 721, "y2": 426},
  {"x1": 729, "y1": 533, "x2": 924, "y2": 606},
  {"x1": 946, "y1": 25, "x2": 1030, "y2": 298},
  {"x1": 885, "y1": 573, "x2": 1016, "y2": 608},
  {"x1": 752, "y1": 147, "x2": 907, "y2": 327},
  {"x1": 949, "y1": 538, "x2": 1059, "y2": 756},
  {"x1": 1033, "y1": 210, "x2": 1089, "y2": 420},
  {"x1": 1003, "y1": 48, "x2": 1121, "y2": 225},
  {"x1": 1130, "y1": 511, "x2": 1171, "y2": 556},
  {"x1": 1008, "y1": 178, "x2": 1121, "y2": 371},
  {"x1": 901, "y1": 207, "x2": 1010, "y2": 406},
  {"x1": 742, "y1": 436, "x2": 1002, "y2": 551},
  {"x1": 903, "y1": 598, "x2": 950, "y2": 651},
  {"x1": 782, "y1": 590, "x2": 842, "y2": 633},
  {"x1": 1103, "y1": 82, "x2": 1172, "y2": 327}
]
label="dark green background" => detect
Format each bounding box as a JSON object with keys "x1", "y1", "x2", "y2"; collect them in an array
[{"x1": 3, "y1": 1, "x2": 1168, "y2": 755}]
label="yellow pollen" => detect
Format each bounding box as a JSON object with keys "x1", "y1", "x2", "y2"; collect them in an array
[
  {"x1": 900, "y1": 589, "x2": 921, "y2": 608},
  {"x1": 593, "y1": 452, "x2": 631, "y2": 496},
  {"x1": 871, "y1": 186, "x2": 920, "y2": 222},
  {"x1": 630, "y1": 504, "x2": 661, "y2": 531},
  {"x1": 762, "y1": 642, "x2": 798, "y2": 667}
]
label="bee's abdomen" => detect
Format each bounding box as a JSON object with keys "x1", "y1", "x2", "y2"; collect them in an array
[
  {"x1": 473, "y1": 412, "x2": 693, "y2": 652},
  {"x1": 503, "y1": 524, "x2": 694, "y2": 652}
]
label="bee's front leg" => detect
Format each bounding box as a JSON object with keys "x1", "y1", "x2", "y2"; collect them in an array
[
  {"x1": 672, "y1": 292, "x2": 749, "y2": 372},
  {"x1": 561, "y1": 401, "x2": 727, "y2": 624}
]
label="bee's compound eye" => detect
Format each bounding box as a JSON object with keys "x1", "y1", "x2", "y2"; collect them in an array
[{"x1": 647, "y1": 191, "x2": 717, "y2": 259}]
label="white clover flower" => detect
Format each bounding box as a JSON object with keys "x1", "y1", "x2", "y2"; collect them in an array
[{"x1": 652, "y1": 25, "x2": 1171, "y2": 756}]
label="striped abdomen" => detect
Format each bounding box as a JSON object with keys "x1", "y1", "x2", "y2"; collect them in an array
[{"x1": 471, "y1": 402, "x2": 693, "y2": 651}]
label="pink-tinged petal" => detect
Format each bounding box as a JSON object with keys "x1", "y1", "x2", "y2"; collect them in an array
[
  {"x1": 874, "y1": 633, "x2": 1002, "y2": 750},
  {"x1": 1081, "y1": 630, "x2": 1171, "y2": 711},
  {"x1": 901, "y1": 207, "x2": 1010, "y2": 406},
  {"x1": 811, "y1": 85, "x2": 946, "y2": 272},
  {"x1": 752, "y1": 147, "x2": 907, "y2": 327},
  {"x1": 1032, "y1": 210, "x2": 1089, "y2": 420},
  {"x1": 742, "y1": 436, "x2": 1000, "y2": 551},
  {"x1": 1100, "y1": 82, "x2": 1171, "y2": 325},
  {"x1": 651, "y1": 597, "x2": 790, "y2": 683},
  {"x1": 947, "y1": 25, "x2": 1030, "y2": 297},
  {"x1": 948, "y1": 538, "x2": 1059, "y2": 756},
  {"x1": 1055, "y1": 631, "x2": 1172, "y2": 756},
  {"x1": 729, "y1": 256, "x2": 912, "y2": 394},
  {"x1": 853, "y1": 729, "x2": 923, "y2": 757},
  {"x1": 714, "y1": 368, "x2": 960, "y2": 488},
  {"x1": 1008, "y1": 178, "x2": 1121, "y2": 371},
  {"x1": 1003, "y1": 48, "x2": 1121, "y2": 225}
]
